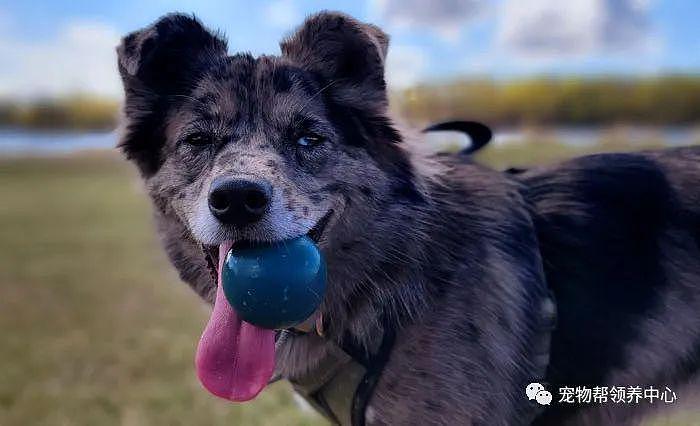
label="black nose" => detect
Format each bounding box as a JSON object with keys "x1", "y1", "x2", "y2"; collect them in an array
[{"x1": 208, "y1": 178, "x2": 272, "y2": 226}]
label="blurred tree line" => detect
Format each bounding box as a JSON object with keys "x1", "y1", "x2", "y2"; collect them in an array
[
  {"x1": 0, "y1": 96, "x2": 118, "y2": 131},
  {"x1": 394, "y1": 75, "x2": 700, "y2": 127},
  {"x1": 1, "y1": 76, "x2": 699, "y2": 131}
]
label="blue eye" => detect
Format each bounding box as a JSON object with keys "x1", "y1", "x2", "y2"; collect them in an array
[{"x1": 296, "y1": 134, "x2": 323, "y2": 147}]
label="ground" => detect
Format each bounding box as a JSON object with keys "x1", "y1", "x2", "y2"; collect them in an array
[{"x1": 0, "y1": 153, "x2": 323, "y2": 426}]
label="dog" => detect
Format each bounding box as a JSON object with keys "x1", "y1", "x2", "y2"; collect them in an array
[{"x1": 116, "y1": 12, "x2": 700, "y2": 425}]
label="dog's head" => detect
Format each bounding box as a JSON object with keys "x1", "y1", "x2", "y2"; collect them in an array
[
  {"x1": 118, "y1": 12, "x2": 421, "y2": 253},
  {"x1": 117, "y1": 13, "x2": 434, "y2": 397}
]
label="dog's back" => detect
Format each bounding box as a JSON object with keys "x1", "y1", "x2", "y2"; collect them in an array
[{"x1": 518, "y1": 147, "x2": 700, "y2": 424}]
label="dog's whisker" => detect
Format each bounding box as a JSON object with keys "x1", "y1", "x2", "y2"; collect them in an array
[{"x1": 291, "y1": 80, "x2": 337, "y2": 129}]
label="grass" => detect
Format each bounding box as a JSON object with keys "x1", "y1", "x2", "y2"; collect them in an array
[
  {"x1": 475, "y1": 135, "x2": 666, "y2": 169},
  {"x1": 0, "y1": 152, "x2": 323, "y2": 426},
  {"x1": 0, "y1": 145, "x2": 697, "y2": 425}
]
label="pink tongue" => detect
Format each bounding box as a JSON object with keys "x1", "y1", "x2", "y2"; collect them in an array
[{"x1": 195, "y1": 243, "x2": 276, "y2": 402}]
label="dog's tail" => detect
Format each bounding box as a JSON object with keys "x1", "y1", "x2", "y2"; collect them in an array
[{"x1": 423, "y1": 120, "x2": 492, "y2": 155}]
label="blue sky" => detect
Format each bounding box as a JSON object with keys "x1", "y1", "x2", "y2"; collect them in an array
[{"x1": 0, "y1": 0, "x2": 698, "y2": 98}]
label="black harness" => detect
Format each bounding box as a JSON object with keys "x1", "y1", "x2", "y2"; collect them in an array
[
  {"x1": 345, "y1": 318, "x2": 397, "y2": 426},
  {"x1": 282, "y1": 314, "x2": 397, "y2": 426}
]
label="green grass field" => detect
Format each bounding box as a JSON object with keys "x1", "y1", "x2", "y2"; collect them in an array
[
  {"x1": 0, "y1": 148, "x2": 697, "y2": 425},
  {"x1": 0, "y1": 153, "x2": 324, "y2": 426}
]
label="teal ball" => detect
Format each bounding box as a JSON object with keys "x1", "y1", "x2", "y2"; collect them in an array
[{"x1": 221, "y1": 235, "x2": 326, "y2": 329}]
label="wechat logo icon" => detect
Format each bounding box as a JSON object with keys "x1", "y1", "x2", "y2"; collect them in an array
[{"x1": 526, "y1": 382, "x2": 553, "y2": 406}]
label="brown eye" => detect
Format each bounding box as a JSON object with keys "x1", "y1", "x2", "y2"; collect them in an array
[{"x1": 185, "y1": 133, "x2": 214, "y2": 146}]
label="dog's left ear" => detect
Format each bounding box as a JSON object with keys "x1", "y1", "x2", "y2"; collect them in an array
[
  {"x1": 117, "y1": 13, "x2": 227, "y2": 95},
  {"x1": 281, "y1": 12, "x2": 389, "y2": 109},
  {"x1": 116, "y1": 14, "x2": 227, "y2": 175}
]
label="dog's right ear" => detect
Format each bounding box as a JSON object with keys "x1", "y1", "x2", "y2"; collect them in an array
[
  {"x1": 117, "y1": 13, "x2": 227, "y2": 95},
  {"x1": 117, "y1": 14, "x2": 227, "y2": 175},
  {"x1": 280, "y1": 12, "x2": 390, "y2": 111}
]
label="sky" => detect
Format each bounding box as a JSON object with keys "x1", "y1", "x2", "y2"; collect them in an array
[{"x1": 0, "y1": 0, "x2": 698, "y2": 99}]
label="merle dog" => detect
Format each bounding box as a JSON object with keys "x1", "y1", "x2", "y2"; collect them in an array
[{"x1": 116, "y1": 12, "x2": 700, "y2": 425}]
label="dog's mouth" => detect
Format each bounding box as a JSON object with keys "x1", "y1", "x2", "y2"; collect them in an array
[
  {"x1": 201, "y1": 209, "x2": 333, "y2": 276},
  {"x1": 195, "y1": 210, "x2": 333, "y2": 402}
]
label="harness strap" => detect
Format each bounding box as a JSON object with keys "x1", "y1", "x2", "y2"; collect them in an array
[
  {"x1": 291, "y1": 341, "x2": 364, "y2": 425},
  {"x1": 528, "y1": 290, "x2": 558, "y2": 423},
  {"x1": 347, "y1": 319, "x2": 396, "y2": 426},
  {"x1": 289, "y1": 315, "x2": 397, "y2": 426}
]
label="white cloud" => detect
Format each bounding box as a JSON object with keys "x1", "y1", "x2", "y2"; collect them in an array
[
  {"x1": 385, "y1": 45, "x2": 428, "y2": 89},
  {"x1": 0, "y1": 20, "x2": 122, "y2": 99},
  {"x1": 265, "y1": 0, "x2": 303, "y2": 30},
  {"x1": 497, "y1": 0, "x2": 653, "y2": 57},
  {"x1": 372, "y1": 0, "x2": 487, "y2": 41}
]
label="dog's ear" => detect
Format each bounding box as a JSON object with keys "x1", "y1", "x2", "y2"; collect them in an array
[
  {"x1": 117, "y1": 13, "x2": 227, "y2": 95},
  {"x1": 116, "y1": 14, "x2": 227, "y2": 175},
  {"x1": 280, "y1": 12, "x2": 389, "y2": 109}
]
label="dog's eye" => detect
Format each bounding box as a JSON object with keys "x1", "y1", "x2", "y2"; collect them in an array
[
  {"x1": 184, "y1": 133, "x2": 214, "y2": 146},
  {"x1": 296, "y1": 134, "x2": 324, "y2": 147}
]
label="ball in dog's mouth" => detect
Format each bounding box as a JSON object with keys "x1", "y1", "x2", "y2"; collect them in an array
[
  {"x1": 195, "y1": 210, "x2": 332, "y2": 402},
  {"x1": 221, "y1": 235, "x2": 326, "y2": 329}
]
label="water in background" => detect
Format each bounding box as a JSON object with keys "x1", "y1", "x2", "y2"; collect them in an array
[
  {"x1": 494, "y1": 126, "x2": 700, "y2": 147},
  {"x1": 423, "y1": 125, "x2": 700, "y2": 153},
  {"x1": 0, "y1": 129, "x2": 117, "y2": 155}
]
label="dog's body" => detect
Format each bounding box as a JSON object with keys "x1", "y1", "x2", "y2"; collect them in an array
[
  {"x1": 117, "y1": 12, "x2": 700, "y2": 425},
  {"x1": 523, "y1": 148, "x2": 700, "y2": 425}
]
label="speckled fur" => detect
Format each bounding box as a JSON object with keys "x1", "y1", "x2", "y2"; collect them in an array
[{"x1": 117, "y1": 12, "x2": 700, "y2": 426}]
